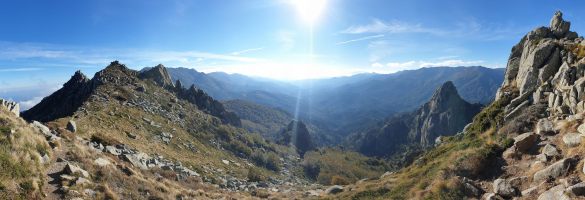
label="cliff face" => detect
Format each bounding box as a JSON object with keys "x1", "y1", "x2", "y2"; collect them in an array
[
  {"x1": 351, "y1": 81, "x2": 482, "y2": 157},
  {"x1": 409, "y1": 81, "x2": 483, "y2": 146},
  {"x1": 139, "y1": 64, "x2": 174, "y2": 88},
  {"x1": 22, "y1": 69, "x2": 97, "y2": 122},
  {"x1": 496, "y1": 11, "x2": 584, "y2": 119}
]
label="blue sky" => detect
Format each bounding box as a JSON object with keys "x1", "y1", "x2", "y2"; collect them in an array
[{"x1": 1, "y1": 0, "x2": 584, "y2": 108}]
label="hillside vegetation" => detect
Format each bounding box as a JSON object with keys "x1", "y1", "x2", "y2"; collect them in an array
[{"x1": 0, "y1": 106, "x2": 51, "y2": 199}]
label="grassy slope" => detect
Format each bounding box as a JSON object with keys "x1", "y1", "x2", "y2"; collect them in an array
[
  {"x1": 302, "y1": 148, "x2": 390, "y2": 185},
  {"x1": 41, "y1": 67, "x2": 299, "y2": 199},
  {"x1": 0, "y1": 109, "x2": 51, "y2": 199}
]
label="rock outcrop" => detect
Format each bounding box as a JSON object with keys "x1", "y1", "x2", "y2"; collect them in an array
[
  {"x1": 350, "y1": 81, "x2": 482, "y2": 157},
  {"x1": 278, "y1": 120, "x2": 315, "y2": 156},
  {"x1": 22, "y1": 68, "x2": 97, "y2": 122},
  {"x1": 139, "y1": 64, "x2": 174, "y2": 88},
  {"x1": 409, "y1": 81, "x2": 483, "y2": 146},
  {"x1": 496, "y1": 11, "x2": 584, "y2": 118},
  {"x1": 173, "y1": 81, "x2": 241, "y2": 126},
  {"x1": 0, "y1": 99, "x2": 19, "y2": 116}
]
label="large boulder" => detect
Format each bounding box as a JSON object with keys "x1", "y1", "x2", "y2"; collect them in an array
[
  {"x1": 562, "y1": 132, "x2": 583, "y2": 147},
  {"x1": 566, "y1": 182, "x2": 585, "y2": 196},
  {"x1": 31, "y1": 121, "x2": 51, "y2": 137},
  {"x1": 536, "y1": 119, "x2": 556, "y2": 135},
  {"x1": 493, "y1": 178, "x2": 518, "y2": 198},
  {"x1": 541, "y1": 144, "x2": 560, "y2": 158},
  {"x1": 533, "y1": 158, "x2": 573, "y2": 183},
  {"x1": 538, "y1": 185, "x2": 570, "y2": 200},
  {"x1": 64, "y1": 163, "x2": 90, "y2": 178},
  {"x1": 514, "y1": 132, "x2": 538, "y2": 153}
]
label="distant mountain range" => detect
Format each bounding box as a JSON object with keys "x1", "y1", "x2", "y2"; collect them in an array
[{"x1": 167, "y1": 66, "x2": 504, "y2": 144}]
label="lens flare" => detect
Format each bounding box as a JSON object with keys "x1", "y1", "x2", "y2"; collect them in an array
[{"x1": 291, "y1": 0, "x2": 327, "y2": 25}]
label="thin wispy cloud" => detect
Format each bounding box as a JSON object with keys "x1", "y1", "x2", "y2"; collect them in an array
[
  {"x1": 230, "y1": 47, "x2": 264, "y2": 55},
  {"x1": 336, "y1": 34, "x2": 384, "y2": 45},
  {"x1": 0, "y1": 68, "x2": 43, "y2": 72},
  {"x1": 342, "y1": 18, "x2": 526, "y2": 41},
  {"x1": 0, "y1": 41, "x2": 263, "y2": 69},
  {"x1": 342, "y1": 19, "x2": 445, "y2": 35}
]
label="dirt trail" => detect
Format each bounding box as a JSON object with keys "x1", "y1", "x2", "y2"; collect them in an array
[{"x1": 42, "y1": 149, "x2": 67, "y2": 200}]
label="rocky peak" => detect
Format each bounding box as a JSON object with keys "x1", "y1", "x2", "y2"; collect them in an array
[
  {"x1": 139, "y1": 64, "x2": 174, "y2": 88},
  {"x1": 427, "y1": 81, "x2": 464, "y2": 111},
  {"x1": 550, "y1": 11, "x2": 571, "y2": 38},
  {"x1": 350, "y1": 82, "x2": 482, "y2": 157},
  {"x1": 411, "y1": 82, "x2": 482, "y2": 146},
  {"x1": 64, "y1": 70, "x2": 90, "y2": 88},
  {"x1": 0, "y1": 99, "x2": 19, "y2": 116},
  {"x1": 496, "y1": 11, "x2": 584, "y2": 119}
]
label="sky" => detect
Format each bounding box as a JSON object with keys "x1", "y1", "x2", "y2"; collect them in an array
[{"x1": 0, "y1": 0, "x2": 584, "y2": 109}]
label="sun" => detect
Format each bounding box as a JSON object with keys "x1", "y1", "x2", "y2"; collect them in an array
[{"x1": 291, "y1": 0, "x2": 327, "y2": 26}]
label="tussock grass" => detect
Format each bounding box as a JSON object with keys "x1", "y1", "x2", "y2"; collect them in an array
[{"x1": 0, "y1": 109, "x2": 50, "y2": 199}]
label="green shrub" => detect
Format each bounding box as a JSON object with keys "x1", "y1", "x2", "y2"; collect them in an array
[
  {"x1": 330, "y1": 175, "x2": 350, "y2": 185},
  {"x1": 247, "y1": 168, "x2": 265, "y2": 182},
  {"x1": 0, "y1": 150, "x2": 29, "y2": 179}
]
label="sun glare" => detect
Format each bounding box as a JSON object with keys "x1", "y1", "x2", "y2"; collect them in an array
[{"x1": 292, "y1": 0, "x2": 327, "y2": 25}]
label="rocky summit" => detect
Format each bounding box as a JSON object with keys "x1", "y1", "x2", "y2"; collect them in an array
[
  {"x1": 139, "y1": 64, "x2": 175, "y2": 88},
  {"x1": 0, "y1": 98, "x2": 19, "y2": 116},
  {"x1": 349, "y1": 81, "x2": 482, "y2": 157}
]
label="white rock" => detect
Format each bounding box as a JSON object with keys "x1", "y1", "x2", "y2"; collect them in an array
[
  {"x1": 533, "y1": 159, "x2": 572, "y2": 183},
  {"x1": 514, "y1": 132, "x2": 538, "y2": 153},
  {"x1": 541, "y1": 144, "x2": 560, "y2": 157},
  {"x1": 94, "y1": 158, "x2": 111, "y2": 167},
  {"x1": 64, "y1": 163, "x2": 90, "y2": 178},
  {"x1": 222, "y1": 160, "x2": 230, "y2": 165},
  {"x1": 578, "y1": 123, "x2": 585, "y2": 135},
  {"x1": 538, "y1": 185, "x2": 570, "y2": 200},
  {"x1": 562, "y1": 132, "x2": 583, "y2": 147},
  {"x1": 536, "y1": 118, "x2": 556, "y2": 135},
  {"x1": 493, "y1": 178, "x2": 518, "y2": 198}
]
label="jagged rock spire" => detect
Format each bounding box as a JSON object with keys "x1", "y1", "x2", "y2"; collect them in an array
[
  {"x1": 139, "y1": 64, "x2": 174, "y2": 88},
  {"x1": 550, "y1": 11, "x2": 570, "y2": 38},
  {"x1": 0, "y1": 99, "x2": 19, "y2": 116}
]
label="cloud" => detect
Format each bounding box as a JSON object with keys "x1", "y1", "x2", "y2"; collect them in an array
[
  {"x1": 336, "y1": 34, "x2": 384, "y2": 45},
  {"x1": 342, "y1": 19, "x2": 445, "y2": 35},
  {"x1": 0, "y1": 41, "x2": 263, "y2": 70},
  {"x1": 0, "y1": 68, "x2": 43, "y2": 72},
  {"x1": 19, "y1": 96, "x2": 44, "y2": 111},
  {"x1": 341, "y1": 18, "x2": 525, "y2": 41},
  {"x1": 230, "y1": 47, "x2": 264, "y2": 55}
]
